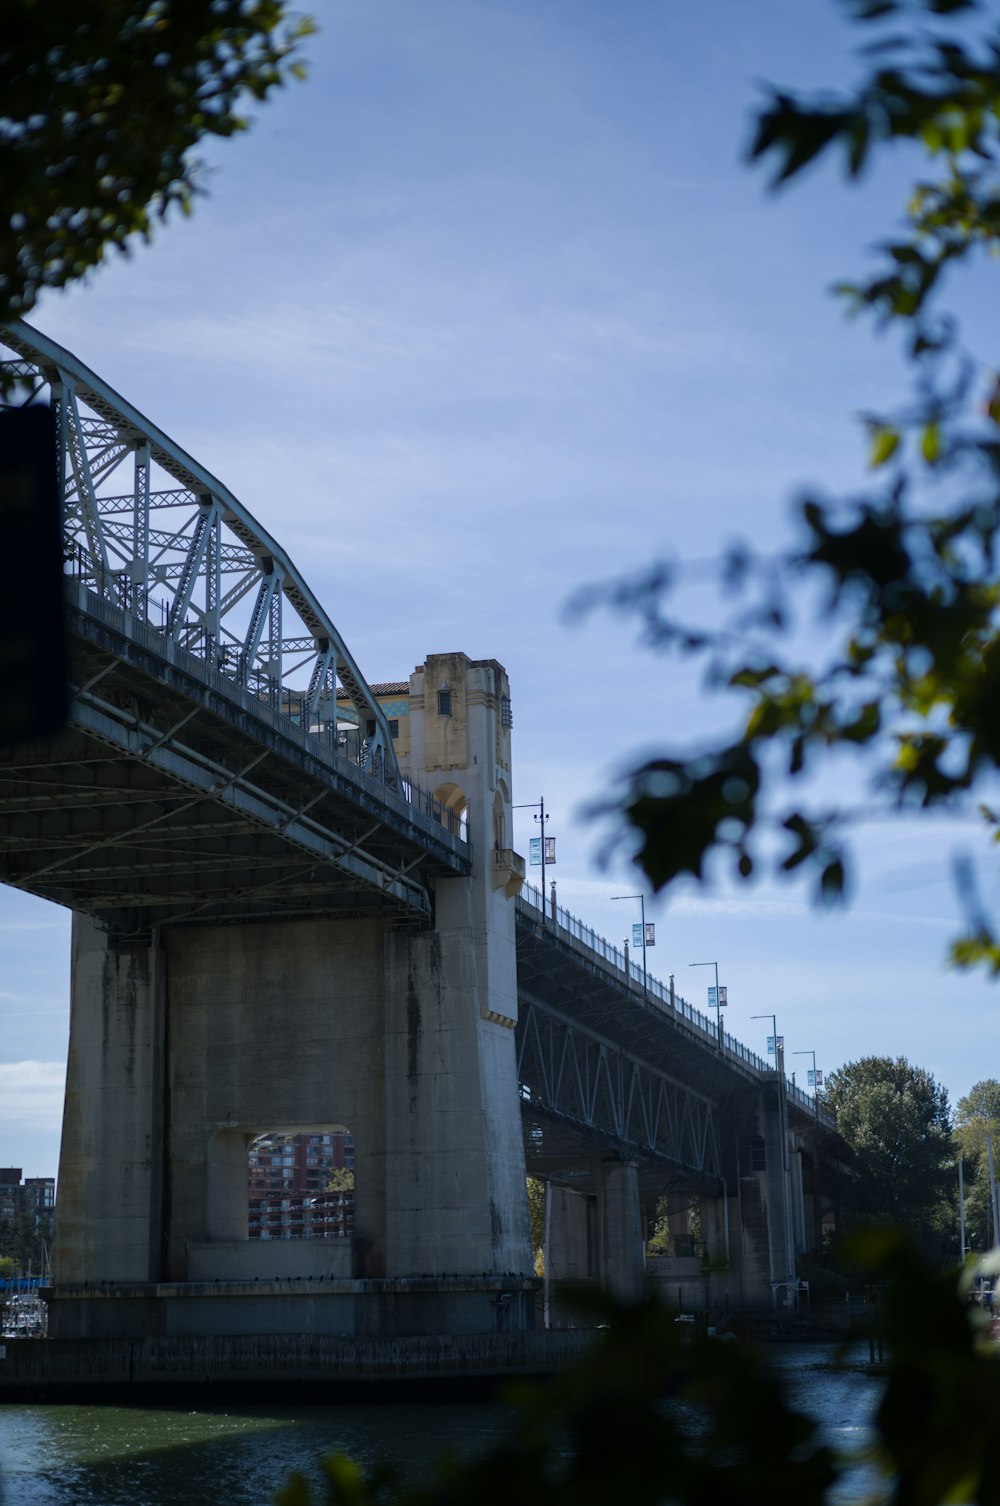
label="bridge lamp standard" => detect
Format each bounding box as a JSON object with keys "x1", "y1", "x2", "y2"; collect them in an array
[
  {"x1": 792, "y1": 1050, "x2": 822, "y2": 1108},
  {"x1": 514, "y1": 797, "x2": 550, "y2": 923},
  {"x1": 612, "y1": 893, "x2": 647, "y2": 996},
  {"x1": 690, "y1": 961, "x2": 725, "y2": 1050},
  {"x1": 751, "y1": 1013, "x2": 782, "y2": 1072}
]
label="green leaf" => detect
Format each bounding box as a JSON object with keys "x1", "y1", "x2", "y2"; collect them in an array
[
  {"x1": 869, "y1": 424, "x2": 901, "y2": 467},
  {"x1": 921, "y1": 421, "x2": 942, "y2": 463}
]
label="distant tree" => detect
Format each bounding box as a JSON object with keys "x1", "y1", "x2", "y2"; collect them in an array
[
  {"x1": 0, "y1": 1211, "x2": 51, "y2": 1273},
  {"x1": 325, "y1": 1167, "x2": 354, "y2": 1196},
  {"x1": 1, "y1": 1, "x2": 313, "y2": 323},
  {"x1": 954, "y1": 1078, "x2": 1000, "y2": 1253},
  {"x1": 526, "y1": 1178, "x2": 545, "y2": 1273},
  {"x1": 823, "y1": 1056, "x2": 955, "y2": 1250}
]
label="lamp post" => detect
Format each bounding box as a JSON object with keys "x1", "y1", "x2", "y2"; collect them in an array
[
  {"x1": 690, "y1": 960, "x2": 724, "y2": 1049},
  {"x1": 612, "y1": 893, "x2": 647, "y2": 995},
  {"x1": 514, "y1": 797, "x2": 549, "y2": 921},
  {"x1": 752, "y1": 1013, "x2": 782, "y2": 1071},
  {"x1": 753, "y1": 1012, "x2": 793, "y2": 1275},
  {"x1": 792, "y1": 1050, "x2": 821, "y2": 1102}
]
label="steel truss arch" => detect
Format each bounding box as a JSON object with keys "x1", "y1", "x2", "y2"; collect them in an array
[
  {"x1": 516, "y1": 991, "x2": 721, "y2": 1180},
  {"x1": 1, "y1": 321, "x2": 401, "y2": 788}
]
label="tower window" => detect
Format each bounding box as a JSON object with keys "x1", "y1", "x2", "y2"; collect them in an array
[
  {"x1": 501, "y1": 696, "x2": 513, "y2": 728},
  {"x1": 437, "y1": 689, "x2": 452, "y2": 717}
]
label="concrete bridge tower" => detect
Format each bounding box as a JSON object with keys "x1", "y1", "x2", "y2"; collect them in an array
[
  {"x1": 48, "y1": 653, "x2": 535, "y2": 1338},
  {"x1": 382, "y1": 652, "x2": 531, "y2": 1281}
]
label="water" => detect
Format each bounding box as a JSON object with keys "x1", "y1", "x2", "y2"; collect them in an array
[{"x1": 0, "y1": 1344, "x2": 883, "y2": 1506}]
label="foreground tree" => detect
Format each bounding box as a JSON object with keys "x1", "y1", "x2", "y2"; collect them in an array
[
  {"x1": 584, "y1": 0, "x2": 1000, "y2": 969},
  {"x1": 823, "y1": 1056, "x2": 955, "y2": 1248},
  {"x1": 954, "y1": 1078, "x2": 1000, "y2": 1252},
  {"x1": 1, "y1": 1, "x2": 312, "y2": 323},
  {"x1": 276, "y1": 1236, "x2": 1000, "y2": 1506}
]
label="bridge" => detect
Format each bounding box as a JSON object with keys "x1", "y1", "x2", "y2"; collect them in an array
[{"x1": 0, "y1": 324, "x2": 842, "y2": 1347}]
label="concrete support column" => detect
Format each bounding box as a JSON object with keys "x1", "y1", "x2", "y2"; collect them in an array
[
  {"x1": 544, "y1": 1185, "x2": 593, "y2": 1283},
  {"x1": 54, "y1": 916, "x2": 166, "y2": 1284},
  {"x1": 382, "y1": 913, "x2": 531, "y2": 1277},
  {"x1": 789, "y1": 1142, "x2": 807, "y2": 1255},
  {"x1": 597, "y1": 1160, "x2": 644, "y2": 1303},
  {"x1": 752, "y1": 1083, "x2": 796, "y2": 1289},
  {"x1": 698, "y1": 1193, "x2": 729, "y2": 1267}
]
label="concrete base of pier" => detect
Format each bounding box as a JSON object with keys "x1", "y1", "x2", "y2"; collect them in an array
[
  {"x1": 43, "y1": 1275, "x2": 540, "y2": 1341},
  {"x1": 0, "y1": 1326, "x2": 592, "y2": 1402}
]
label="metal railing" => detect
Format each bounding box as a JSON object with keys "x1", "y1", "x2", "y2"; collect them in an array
[
  {"x1": 515, "y1": 880, "x2": 836, "y2": 1128},
  {"x1": 69, "y1": 582, "x2": 469, "y2": 846}
]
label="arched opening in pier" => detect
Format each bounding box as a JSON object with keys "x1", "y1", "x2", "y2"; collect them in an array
[
  {"x1": 246, "y1": 1128, "x2": 354, "y2": 1241},
  {"x1": 433, "y1": 781, "x2": 469, "y2": 842}
]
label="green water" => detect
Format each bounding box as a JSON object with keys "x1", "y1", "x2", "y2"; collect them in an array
[
  {"x1": 0, "y1": 1345, "x2": 883, "y2": 1505},
  {"x1": 0, "y1": 1397, "x2": 517, "y2": 1506}
]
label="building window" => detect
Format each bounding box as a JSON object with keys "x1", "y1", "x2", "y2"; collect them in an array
[
  {"x1": 437, "y1": 688, "x2": 452, "y2": 717},
  {"x1": 750, "y1": 1136, "x2": 766, "y2": 1173},
  {"x1": 501, "y1": 696, "x2": 512, "y2": 728},
  {"x1": 388, "y1": 719, "x2": 399, "y2": 739},
  {"x1": 366, "y1": 719, "x2": 376, "y2": 737}
]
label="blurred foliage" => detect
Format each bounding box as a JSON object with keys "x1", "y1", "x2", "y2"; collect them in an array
[
  {"x1": 954, "y1": 1078, "x2": 1000, "y2": 1252},
  {"x1": 526, "y1": 1178, "x2": 545, "y2": 1274},
  {"x1": 273, "y1": 1232, "x2": 1000, "y2": 1506},
  {"x1": 0, "y1": 1, "x2": 313, "y2": 323},
  {"x1": 576, "y1": 0, "x2": 1000, "y2": 968},
  {"x1": 823, "y1": 1057, "x2": 957, "y2": 1251},
  {"x1": 325, "y1": 1167, "x2": 355, "y2": 1195},
  {"x1": 0, "y1": 1211, "x2": 51, "y2": 1273}
]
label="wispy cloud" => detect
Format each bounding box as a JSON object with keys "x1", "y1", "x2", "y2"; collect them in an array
[{"x1": 0, "y1": 1062, "x2": 66, "y2": 1131}]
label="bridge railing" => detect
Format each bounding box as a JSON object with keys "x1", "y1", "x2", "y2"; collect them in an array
[
  {"x1": 70, "y1": 582, "x2": 469, "y2": 849},
  {"x1": 516, "y1": 881, "x2": 836, "y2": 1128}
]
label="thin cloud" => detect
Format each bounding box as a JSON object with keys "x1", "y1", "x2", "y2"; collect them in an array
[{"x1": 0, "y1": 1061, "x2": 66, "y2": 1131}]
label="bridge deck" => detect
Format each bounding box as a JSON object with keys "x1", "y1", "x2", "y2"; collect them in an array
[
  {"x1": 514, "y1": 884, "x2": 840, "y2": 1196},
  {"x1": 0, "y1": 584, "x2": 470, "y2": 934}
]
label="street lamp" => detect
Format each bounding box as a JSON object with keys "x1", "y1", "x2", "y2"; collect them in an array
[
  {"x1": 752, "y1": 1013, "x2": 782, "y2": 1070},
  {"x1": 612, "y1": 893, "x2": 647, "y2": 995},
  {"x1": 690, "y1": 961, "x2": 725, "y2": 1049},
  {"x1": 514, "y1": 797, "x2": 549, "y2": 921},
  {"x1": 792, "y1": 1050, "x2": 821, "y2": 1101}
]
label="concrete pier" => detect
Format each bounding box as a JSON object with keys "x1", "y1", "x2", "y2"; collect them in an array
[{"x1": 49, "y1": 655, "x2": 536, "y2": 1342}]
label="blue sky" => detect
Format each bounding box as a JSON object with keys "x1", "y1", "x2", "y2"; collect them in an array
[{"x1": 3, "y1": 0, "x2": 998, "y2": 1179}]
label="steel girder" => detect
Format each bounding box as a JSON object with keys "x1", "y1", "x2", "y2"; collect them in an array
[
  {"x1": 516, "y1": 991, "x2": 721, "y2": 1184},
  {"x1": 0, "y1": 322, "x2": 401, "y2": 787},
  {"x1": 0, "y1": 589, "x2": 470, "y2": 932}
]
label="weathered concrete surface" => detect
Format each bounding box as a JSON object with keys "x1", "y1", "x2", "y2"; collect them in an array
[
  {"x1": 53, "y1": 928, "x2": 166, "y2": 1284},
  {"x1": 0, "y1": 1327, "x2": 594, "y2": 1399},
  {"x1": 596, "y1": 1162, "x2": 645, "y2": 1303},
  {"x1": 186, "y1": 1240, "x2": 355, "y2": 1281},
  {"x1": 44, "y1": 1276, "x2": 539, "y2": 1339}
]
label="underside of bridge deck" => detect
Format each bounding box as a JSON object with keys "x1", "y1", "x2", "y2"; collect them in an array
[{"x1": 0, "y1": 596, "x2": 470, "y2": 935}]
